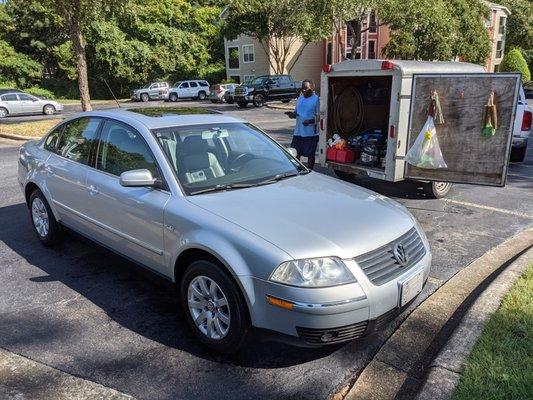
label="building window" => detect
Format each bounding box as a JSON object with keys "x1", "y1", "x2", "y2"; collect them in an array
[
  {"x1": 368, "y1": 40, "x2": 376, "y2": 59},
  {"x1": 242, "y1": 44, "x2": 255, "y2": 63},
  {"x1": 243, "y1": 75, "x2": 255, "y2": 83},
  {"x1": 229, "y1": 75, "x2": 241, "y2": 83},
  {"x1": 228, "y1": 46, "x2": 239, "y2": 69},
  {"x1": 326, "y1": 42, "x2": 333, "y2": 65},
  {"x1": 498, "y1": 16, "x2": 506, "y2": 35},
  {"x1": 496, "y1": 40, "x2": 504, "y2": 58},
  {"x1": 368, "y1": 12, "x2": 377, "y2": 33}
]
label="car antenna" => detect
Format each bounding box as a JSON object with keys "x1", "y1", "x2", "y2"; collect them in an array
[{"x1": 103, "y1": 78, "x2": 121, "y2": 108}]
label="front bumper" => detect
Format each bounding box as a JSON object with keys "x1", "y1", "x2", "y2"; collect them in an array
[
  {"x1": 245, "y1": 251, "x2": 431, "y2": 346},
  {"x1": 234, "y1": 95, "x2": 254, "y2": 102}
]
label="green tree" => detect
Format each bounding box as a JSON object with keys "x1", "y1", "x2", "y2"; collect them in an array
[
  {"x1": 499, "y1": 47, "x2": 531, "y2": 83},
  {"x1": 380, "y1": 0, "x2": 489, "y2": 64},
  {"x1": 223, "y1": 0, "x2": 328, "y2": 74},
  {"x1": 497, "y1": 0, "x2": 533, "y2": 71},
  {"x1": 0, "y1": 3, "x2": 42, "y2": 87}
]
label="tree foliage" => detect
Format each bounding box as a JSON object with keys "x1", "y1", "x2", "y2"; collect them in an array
[
  {"x1": 499, "y1": 47, "x2": 531, "y2": 83},
  {"x1": 380, "y1": 0, "x2": 490, "y2": 64},
  {"x1": 497, "y1": 0, "x2": 533, "y2": 71},
  {"x1": 223, "y1": 0, "x2": 328, "y2": 74}
]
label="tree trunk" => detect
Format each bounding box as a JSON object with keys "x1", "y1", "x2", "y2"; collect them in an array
[
  {"x1": 68, "y1": 19, "x2": 92, "y2": 111},
  {"x1": 347, "y1": 23, "x2": 357, "y2": 60}
]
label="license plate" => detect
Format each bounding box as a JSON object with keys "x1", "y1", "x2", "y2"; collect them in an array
[{"x1": 399, "y1": 270, "x2": 424, "y2": 307}]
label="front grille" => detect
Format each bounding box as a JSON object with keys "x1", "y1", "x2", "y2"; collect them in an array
[
  {"x1": 354, "y1": 227, "x2": 426, "y2": 286},
  {"x1": 234, "y1": 87, "x2": 246, "y2": 96},
  {"x1": 296, "y1": 321, "x2": 368, "y2": 344}
]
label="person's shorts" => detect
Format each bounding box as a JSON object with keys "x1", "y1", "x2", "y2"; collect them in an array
[{"x1": 291, "y1": 135, "x2": 319, "y2": 157}]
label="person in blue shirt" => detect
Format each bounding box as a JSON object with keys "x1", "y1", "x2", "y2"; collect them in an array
[{"x1": 287, "y1": 80, "x2": 320, "y2": 169}]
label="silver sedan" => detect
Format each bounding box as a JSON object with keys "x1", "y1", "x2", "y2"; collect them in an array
[
  {"x1": 18, "y1": 107, "x2": 431, "y2": 352},
  {"x1": 0, "y1": 92, "x2": 63, "y2": 118}
]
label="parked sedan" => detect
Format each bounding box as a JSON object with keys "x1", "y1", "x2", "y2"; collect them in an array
[
  {"x1": 0, "y1": 92, "x2": 63, "y2": 118},
  {"x1": 18, "y1": 108, "x2": 431, "y2": 353}
]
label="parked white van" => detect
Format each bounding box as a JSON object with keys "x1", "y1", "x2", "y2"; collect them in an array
[{"x1": 318, "y1": 60, "x2": 521, "y2": 197}]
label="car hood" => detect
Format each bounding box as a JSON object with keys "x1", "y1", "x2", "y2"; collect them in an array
[{"x1": 186, "y1": 172, "x2": 416, "y2": 260}]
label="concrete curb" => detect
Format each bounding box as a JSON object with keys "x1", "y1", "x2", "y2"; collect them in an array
[
  {"x1": 0, "y1": 132, "x2": 41, "y2": 141},
  {"x1": 340, "y1": 228, "x2": 533, "y2": 400},
  {"x1": 0, "y1": 347, "x2": 133, "y2": 399},
  {"x1": 266, "y1": 103, "x2": 294, "y2": 111},
  {"x1": 415, "y1": 247, "x2": 533, "y2": 400}
]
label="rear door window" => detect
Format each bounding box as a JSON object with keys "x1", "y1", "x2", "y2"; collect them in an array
[
  {"x1": 1, "y1": 94, "x2": 18, "y2": 101},
  {"x1": 96, "y1": 120, "x2": 160, "y2": 178},
  {"x1": 56, "y1": 117, "x2": 101, "y2": 164}
]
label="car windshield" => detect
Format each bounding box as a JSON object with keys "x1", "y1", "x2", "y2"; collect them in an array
[
  {"x1": 251, "y1": 77, "x2": 268, "y2": 85},
  {"x1": 152, "y1": 123, "x2": 306, "y2": 195},
  {"x1": 143, "y1": 83, "x2": 151, "y2": 88},
  {"x1": 173, "y1": 81, "x2": 182, "y2": 87}
]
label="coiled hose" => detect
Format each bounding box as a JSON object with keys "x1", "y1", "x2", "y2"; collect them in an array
[{"x1": 332, "y1": 85, "x2": 364, "y2": 137}]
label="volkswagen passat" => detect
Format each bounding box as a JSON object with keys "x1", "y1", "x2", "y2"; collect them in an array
[{"x1": 18, "y1": 107, "x2": 431, "y2": 352}]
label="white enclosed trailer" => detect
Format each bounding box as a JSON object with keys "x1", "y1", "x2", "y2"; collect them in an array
[{"x1": 317, "y1": 60, "x2": 521, "y2": 197}]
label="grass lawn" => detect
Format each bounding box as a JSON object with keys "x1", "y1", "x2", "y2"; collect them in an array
[
  {"x1": 58, "y1": 99, "x2": 129, "y2": 105},
  {"x1": 0, "y1": 119, "x2": 61, "y2": 137},
  {"x1": 452, "y1": 263, "x2": 533, "y2": 400}
]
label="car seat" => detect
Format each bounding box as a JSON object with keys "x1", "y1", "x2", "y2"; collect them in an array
[{"x1": 181, "y1": 136, "x2": 225, "y2": 184}]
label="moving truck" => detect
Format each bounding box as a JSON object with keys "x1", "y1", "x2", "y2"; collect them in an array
[{"x1": 318, "y1": 60, "x2": 521, "y2": 198}]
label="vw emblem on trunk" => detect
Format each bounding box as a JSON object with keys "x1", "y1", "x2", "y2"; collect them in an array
[{"x1": 393, "y1": 243, "x2": 409, "y2": 266}]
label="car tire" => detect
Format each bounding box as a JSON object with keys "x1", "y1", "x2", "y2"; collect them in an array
[
  {"x1": 141, "y1": 93, "x2": 149, "y2": 102},
  {"x1": 333, "y1": 170, "x2": 354, "y2": 181},
  {"x1": 43, "y1": 104, "x2": 55, "y2": 115},
  {"x1": 237, "y1": 101, "x2": 248, "y2": 108},
  {"x1": 198, "y1": 91, "x2": 207, "y2": 101},
  {"x1": 423, "y1": 181, "x2": 452, "y2": 199},
  {"x1": 253, "y1": 94, "x2": 265, "y2": 107},
  {"x1": 169, "y1": 93, "x2": 178, "y2": 102},
  {"x1": 510, "y1": 146, "x2": 526, "y2": 162},
  {"x1": 180, "y1": 259, "x2": 250, "y2": 353},
  {"x1": 0, "y1": 107, "x2": 8, "y2": 118},
  {"x1": 29, "y1": 189, "x2": 60, "y2": 246}
]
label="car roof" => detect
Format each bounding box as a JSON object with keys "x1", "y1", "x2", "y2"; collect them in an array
[
  {"x1": 0, "y1": 88, "x2": 23, "y2": 94},
  {"x1": 77, "y1": 107, "x2": 245, "y2": 130}
]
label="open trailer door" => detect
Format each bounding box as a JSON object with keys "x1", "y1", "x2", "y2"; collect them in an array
[{"x1": 404, "y1": 73, "x2": 521, "y2": 186}]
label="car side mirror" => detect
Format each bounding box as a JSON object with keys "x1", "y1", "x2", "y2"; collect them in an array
[
  {"x1": 287, "y1": 147, "x2": 298, "y2": 158},
  {"x1": 119, "y1": 169, "x2": 157, "y2": 187}
]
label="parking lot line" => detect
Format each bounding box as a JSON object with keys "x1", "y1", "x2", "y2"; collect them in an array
[{"x1": 443, "y1": 198, "x2": 533, "y2": 220}]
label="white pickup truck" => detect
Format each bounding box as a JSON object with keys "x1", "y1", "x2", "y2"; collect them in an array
[{"x1": 318, "y1": 60, "x2": 524, "y2": 198}]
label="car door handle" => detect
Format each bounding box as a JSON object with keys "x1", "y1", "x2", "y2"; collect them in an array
[
  {"x1": 44, "y1": 165, "x2": 54, "y2": 176},
  {"x1": 88, "y1": 185, "x2": 99, "y2": 195}
]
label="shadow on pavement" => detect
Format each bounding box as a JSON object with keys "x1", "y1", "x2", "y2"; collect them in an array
[{"x1": 0, "y1": 202, "x2": 339, "y2": 370}]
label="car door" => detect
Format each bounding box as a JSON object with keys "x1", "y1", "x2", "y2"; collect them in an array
[
  {"x1": 148, "y1": 83, "x2": 160, "y2": 99},
  {"x1": 17, "y1": 93, "x2": 42, "y2": 114},
  {"x1": 404, "y1": 73, "x2": 521, "y2": 186},
  {"x1": 44, "y1": 117, "x2": 102, "y2": 232},
  {"x1": 189, "y1": 81, "x2": 199, "y2": 97},
  {"x1": 1, "y1": 94, "x2": 22, "y2": 114},
  {"x1": 85, "y1": 119, "x2": 170, "y2": 274},
  {"x1": 178, "y1": 82, "x2": 190, "y2": 98},
  {"x1": 266, "y1": 77, "x2": 282, "y2": 98}
]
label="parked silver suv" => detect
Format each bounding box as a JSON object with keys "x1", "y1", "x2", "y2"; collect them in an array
[
  {"x1": 131, "y1": 82, "x2": 170, "y2": 102},
  {"x1": 18, "y1": 108, "x2": 431, "y2": 352}
]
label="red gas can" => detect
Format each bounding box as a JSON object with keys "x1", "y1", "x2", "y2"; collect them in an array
[
  {"x1": 326, "y1": 147, "x2": 338, "y2": 161},
  {"x1": 336, "y1": 148, "x2": 355, "y2": 163}
]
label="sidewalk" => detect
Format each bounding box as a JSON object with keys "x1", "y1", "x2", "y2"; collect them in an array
[{"x1": 0, "y1": 348, "x2": 132, "y2": 400}]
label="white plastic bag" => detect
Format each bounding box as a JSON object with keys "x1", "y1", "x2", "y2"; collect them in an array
[{"x1": 405, "y1": 116, "x2": 447, "y2": 169}]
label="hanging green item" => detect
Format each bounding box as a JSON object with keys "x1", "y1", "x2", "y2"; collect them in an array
[{"x1": 482, "y1": 91, "x2": 498, "y2": 137}]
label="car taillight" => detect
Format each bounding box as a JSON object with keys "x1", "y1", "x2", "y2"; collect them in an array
[
  {"x1": 381, "y1": 60, "x2": 395, "y2": 70},
  {"x1": 521, "y1": 110, "x2": 532, "y2": 131},
  {"x1": 389, "y1": 125, "x2": 395, "y2": 138}
]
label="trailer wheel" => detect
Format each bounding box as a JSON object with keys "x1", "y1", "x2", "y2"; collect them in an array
[
  {"x1": 333, "y1": 170, "x2": 354, "y2": 181},
  {"x1": 423, "y1": 181, "x2": 452, "y2": 199}
]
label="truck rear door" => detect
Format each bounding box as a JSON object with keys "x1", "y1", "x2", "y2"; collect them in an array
[{"x1": 404, "y1": 73, "x2": 521, "y2": 186}]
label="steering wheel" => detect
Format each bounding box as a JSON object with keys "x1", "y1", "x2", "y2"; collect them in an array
[{"x1": 229, "y1": 153, "x2": 255, "y2": 172}]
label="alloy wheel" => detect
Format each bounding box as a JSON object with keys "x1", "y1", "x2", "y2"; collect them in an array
[
  {"x1": 32, "y1": 198, "x2": 49, "y2": 238},
  {"x1": 187, "y1": 275, "x2": 231, "y2": 340},
  {"x1": 0, "y1": 108, "x2": 7, "y2": 118},
  {"x1": 44, "y1": 105, "x2": 55, "y2": 115}
]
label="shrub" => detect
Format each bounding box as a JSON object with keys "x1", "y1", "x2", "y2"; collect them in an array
[
  {"x1": 25, "y1": 86, "x2": 55, "y2": 99},
  {"x1": 499, "y1": 48, "x2": 531, "y2": 83}
]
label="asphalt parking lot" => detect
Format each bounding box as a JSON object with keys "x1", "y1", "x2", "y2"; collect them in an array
[{"x1": 0, "y1": 103, "x2": 532, "y2": 399}]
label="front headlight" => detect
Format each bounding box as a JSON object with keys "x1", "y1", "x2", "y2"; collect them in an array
[
  {"x1": 247, "y1": 87, "x2": 254, "y2": 93},
  {"x1": 269, "y1": 257, "x2": 356, "y2": 287}
]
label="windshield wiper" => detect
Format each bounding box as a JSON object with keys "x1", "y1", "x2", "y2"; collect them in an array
[
  {"x1": 254, "y1": 170, "x2": 302, "y2": 186},
  {"x1": 189, "y1": 182, "x2": 256, "y2": 195}
]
